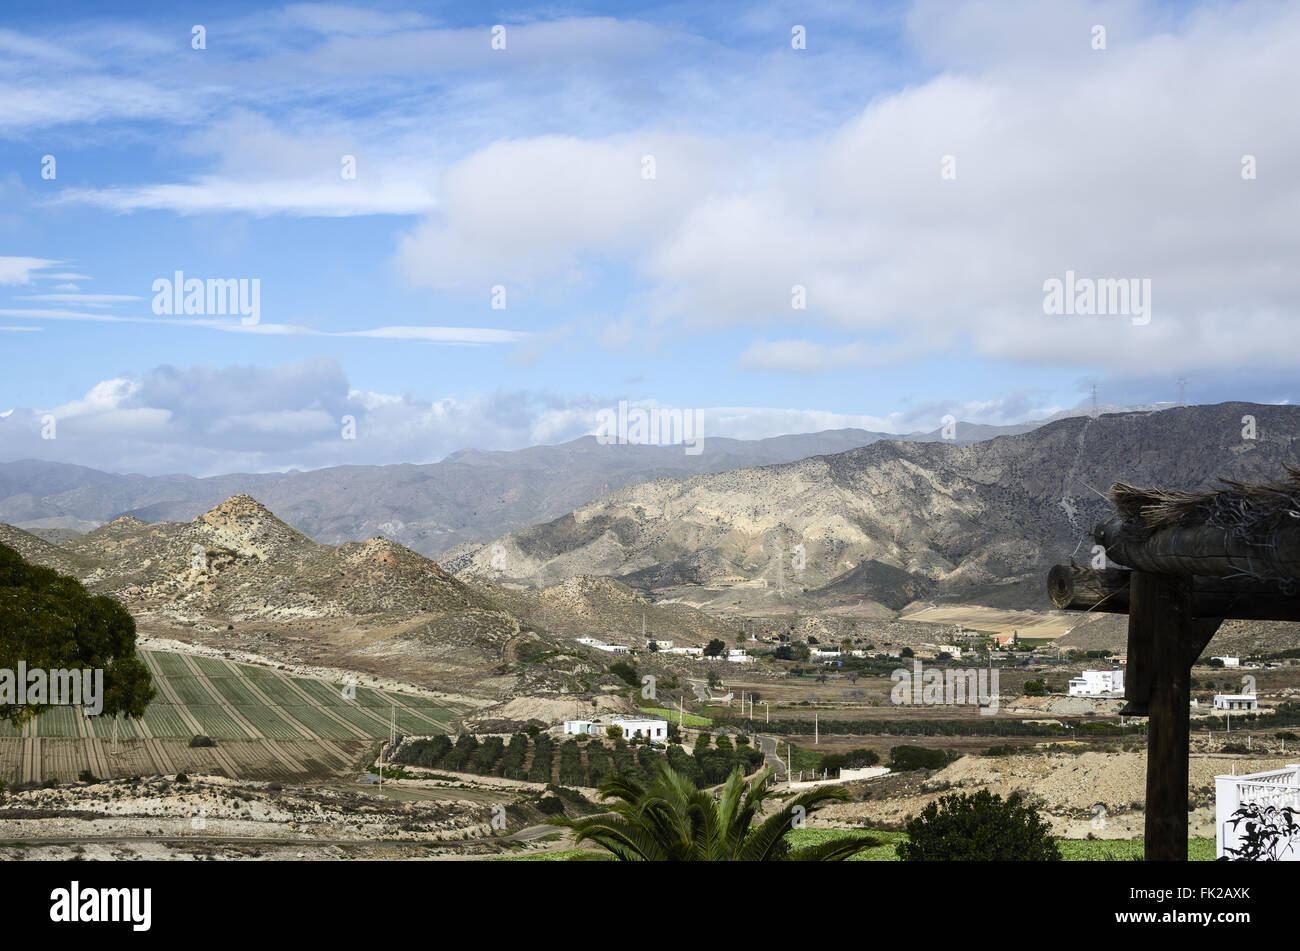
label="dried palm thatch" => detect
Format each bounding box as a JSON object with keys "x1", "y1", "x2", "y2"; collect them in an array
[
  {"x1": 1102, "y1": 467, "x2": 1300, "y2": 587},
  {"x1": 1110, "y1": 466, "x2": 1300, "y2": 537}
]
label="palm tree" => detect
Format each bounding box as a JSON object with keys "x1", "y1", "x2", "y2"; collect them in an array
[{"x1": 551, "y1": 762, "x2": 878, "y2": 861}]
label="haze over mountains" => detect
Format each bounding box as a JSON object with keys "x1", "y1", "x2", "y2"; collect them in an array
[
  {"x1": 453, "y1": 403, "x2": 1299, "y2": 612},
  {"x1": 0, "y1": 416, "x2": 1061, "y2": 558}
]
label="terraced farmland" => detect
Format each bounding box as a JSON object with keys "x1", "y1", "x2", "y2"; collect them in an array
[{"x1": 0, "y1": 650, "x2": 464, "y2": 785}]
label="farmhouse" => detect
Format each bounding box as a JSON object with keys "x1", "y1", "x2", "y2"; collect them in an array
[
  {"x1": 1211, "y1": 656, "x2": 1240, "y2": 667},
  {"x1": 1067, "y1": 667, "x2": 1125, "y2": 696},
  {"x1": 576, "y1": 637, "x2": 629, "y2": 653},
  {"x1": 1213, "y1": 693, "x2": 1259, "y2": 711},
  {"x1": 563, "y1": 715, "x2": 669, "y2": 743}
]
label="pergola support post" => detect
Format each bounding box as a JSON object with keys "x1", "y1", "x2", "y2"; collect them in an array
[{"x1": 1129, "y1": 571, "x2": 1222, "y2": 861}]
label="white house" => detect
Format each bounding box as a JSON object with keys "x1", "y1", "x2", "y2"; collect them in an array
[
  {"x1": 726, "y1": 649, "x2": 752, "y2": 663},
  {"x1": 1068, "y1": 667, "x2": 1125, "y2": 696},
  {"x1": 667, "y1": 646, "x2": 703, "y2": 656},
  {"x1": 649, "y1": 640, "x2": 674, "y2": 650},
  {"x1": 1214, "y1": 694, "x2": 1259, "y2": 711},
  {"x1": 577, "y1": 637, "x2": 630, "y2": 653},
  {"x1": 1212, "y1": 656, "x2": 1241, "y2": 667},
  {"x1": 1215, "y1": 764, "x2": 1300, "y2": 860},
  {"x1": 563, "y1": 715, "x2": 669, "y2": 743}
]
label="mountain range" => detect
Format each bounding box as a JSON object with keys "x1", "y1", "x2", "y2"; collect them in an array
[
  {"x1": 452, "y1": 403, "x2": 1300, "y2": 613},
  {"x1": 0, "y1": 413, "x2": 1103, "y2": 558}
]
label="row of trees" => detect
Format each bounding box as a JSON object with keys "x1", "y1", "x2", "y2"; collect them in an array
[{"x1": 392, "y1": 730, "x2": 766, "y2": 789}]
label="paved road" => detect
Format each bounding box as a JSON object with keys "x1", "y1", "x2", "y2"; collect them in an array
[{"x1": 755, "y1": 733, "x2": 789, "y2": 780}]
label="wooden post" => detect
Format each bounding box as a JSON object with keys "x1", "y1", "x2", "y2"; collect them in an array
[{"x1": 1135, "y1": 571, "x2": 1193, "y2": 860}]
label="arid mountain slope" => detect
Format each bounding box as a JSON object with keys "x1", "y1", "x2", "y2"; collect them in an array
[
  {"x1": 2, "y1": 496, "x2": 550, "y2": 697},
  {"x1": 457, "y1": 403, "x2": 1300, "y2": 609}
]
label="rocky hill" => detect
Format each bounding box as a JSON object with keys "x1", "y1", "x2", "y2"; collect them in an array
[
  {"x1": 457, "y1": 403, "x2": 1300, "y2": 611},
  {"x1": 1, "y1": 496, "x2": 577, "y2": 699}
]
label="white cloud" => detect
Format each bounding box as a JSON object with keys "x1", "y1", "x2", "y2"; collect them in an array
[{"x1": 0, "y1": 257, "x2": 60, "y2": 285}]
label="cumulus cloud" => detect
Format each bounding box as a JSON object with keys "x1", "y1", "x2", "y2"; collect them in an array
[
  {"x1": 385, "y1": 1, "x2": 1300, "y2": 376},
  {"x1": 0, "y1": 358, "x2": 1055, "y2": 475}
]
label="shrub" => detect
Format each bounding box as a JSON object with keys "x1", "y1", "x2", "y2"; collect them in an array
[
  {"x1": 1221, "y1": 803, "x2": 1299, "y2": 861},
  {"x1": 78, "y1": 769, "x2": 99, "y2": 783},
  {"x1": 536, "y1": 795, "x2": 566, "y2": 815},
  {"x1": 821, "y1": 748, "x2": 880, "y2": 772},
  {"x1": 889, "y1": 745, "x2": 958, "y2": 772},
  {"x1": 189, "y1": 734, "x2": 216, "y2": 748},
  {"x1": 898, "y1": 790, "x2": 1061, "y2": 861},
  {"x1": 609, "y1": 661, "x2": 639, "y2": 687}
]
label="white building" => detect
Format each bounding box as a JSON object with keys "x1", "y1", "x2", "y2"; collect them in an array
[
  {"x1": 1212, "y1": 656, "x2": 1241, "y2": 667},
  {"x1": 1068, "y1": 667, "x2": 1125, "y2": 696},
  {"x1": 667, "y1": 646, "x2": 703, "y2": 656},
  {"x1": 1214, "y1": 694, "x2": 1259, "y2": 711},
  {"x1": 562, "y1": 715, "x2": 669, "y2": 743},
  {"x1": 810, "y1": 648, "x2": 841, "y2": 660},
  {"x1": 1215, "y1": 764, "x2": 1300, "y2": 860},
  {"x1": 649, "y1": 640, "x2": 673, "y2": 650},
  {"x1": 725, "y1": 649, "x2": 752, "y2": 663},
  {"x1": 576, "y1": 637, "x2": 630, "y2": 653},
  {"x1": 936, "y1": 644, "x2": 964, "y2": 657}
]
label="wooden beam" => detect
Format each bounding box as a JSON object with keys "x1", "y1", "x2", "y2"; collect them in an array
[
  {"x1": 1095, "y1": 517, "x2": 1300, "y2": 582},
  {"x1": 1047, "y1": 564, "x2": 1300, "y2": 621}
]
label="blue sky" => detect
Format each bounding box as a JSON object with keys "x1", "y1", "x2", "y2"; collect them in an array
[{"x1": 1, "y1": 0, "x2": 1296, "y2": 475}]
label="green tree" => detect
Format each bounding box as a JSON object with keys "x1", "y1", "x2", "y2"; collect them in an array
[
  {"x1": 897, "y1": 790, "x2": 1061, "y2": 861},
  {"x1": 553, "y1": 763, "x2": 879, "y2": 861},
  {"x1": 609, "y1": 660, "x2": 639, "y2": 686},
  {"x1": 704, "y1": 639, "x2": 727, "y2": 657},
  {"x1": 0, "y1": 543, "x2": 154, "y2": 727}
]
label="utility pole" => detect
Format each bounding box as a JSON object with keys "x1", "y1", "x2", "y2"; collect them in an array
[{"x1": 815, "y1": 713, "x2": 819, "y2": 745}]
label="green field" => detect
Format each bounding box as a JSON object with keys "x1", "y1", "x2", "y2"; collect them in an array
[
  {"x1": 0, "y1": 649, "x2": 463, "y2": 740},
  {"x1": 639, "y1": 706, "x2": 711, "y2": 727}
]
